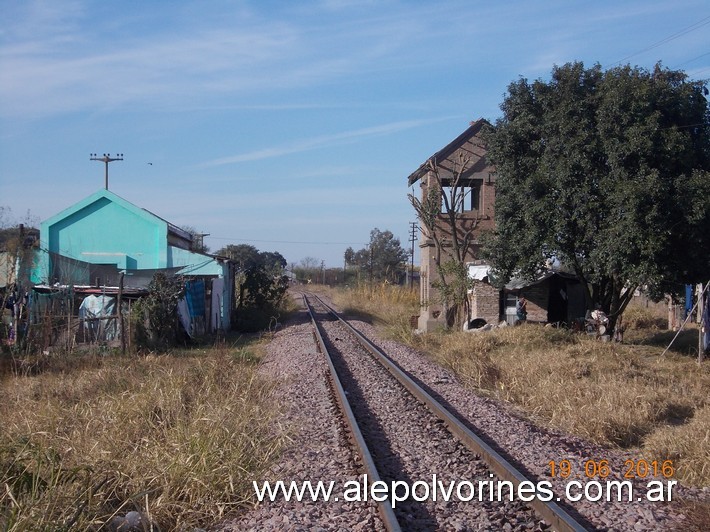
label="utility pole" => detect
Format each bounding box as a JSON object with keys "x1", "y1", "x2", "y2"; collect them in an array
[
  {"x1": 90, "y1": 153, "x2": 124, "y2": 190},
  {"x1": 409, "y1": 221, "x2": 418, "y2": 289},
  {"x1": 699, "y1": 282, "x2": 708, "y2": 364},
  {"x1": 195, "y1": 233, "x2": 210, "y2": 253},
  {"x1": 369, "y1": 247, "x2": 373, "y2": 285}
]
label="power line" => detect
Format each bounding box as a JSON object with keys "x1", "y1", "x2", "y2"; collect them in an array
[
  {"x1": 608, "y1": 14, "x2": 710, "y2": 67},
  {"x1": 208, "y1": 235, "x2": 368, "y2": 246},
  {"x1": 90, "y1": 153, "x2": 123, "y2": 190},
  {"x1": 676, "y1": 51, "x2": 710, "y2": 68},
  {"x1": 689, "y1": 66, "x2": 710, "y2": 77}
]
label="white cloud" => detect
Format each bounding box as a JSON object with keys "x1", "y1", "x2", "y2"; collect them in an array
[
  {"x1": 199, "y1": 117, "x2": 456, "y2": 166},
  {"x1": 0, "y1": 1, "x2": 421, "y2": 119},
  {"x1": 0, "y1": 21, "x2": 305, "y2": 118},
  {"x1": 0, "y1": 1, "x2": 482, "y2": 120}
]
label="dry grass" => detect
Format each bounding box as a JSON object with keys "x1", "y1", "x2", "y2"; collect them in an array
[
  {"x1": 623, "y1": 305, "x2": 668, "y2": 331},
  {"x1": 331, "y1": 288, "x2": 710, "y2": 488},
  {"x1": 328, "y1": 283, "x2": 419, "y2": 342},
  {"x1": 672, "y1": 498, "x2": 710, "y2": 531},
  {"x1": 418, "y1": 326, "x2": 709, "y2": 452},
  {"x1": 0, "y1": 340, "x2": 284, "y2": 530},
  {"x1": 643, "y1": 405, "x2": 710, "y2": 487}
]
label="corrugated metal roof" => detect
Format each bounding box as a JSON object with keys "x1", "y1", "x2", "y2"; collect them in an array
[
  {"x1": 32, "y1": 284, "x2": 149, "y2": 297},
  {"x1": 505, "y1": 271, "x2": 579, "y2": 290}
]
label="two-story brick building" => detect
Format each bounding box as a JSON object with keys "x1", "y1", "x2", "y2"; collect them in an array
[
  {"x1": 408, "y1": 120, "x2": 588, "y2": 331},
  {"x1": 407, "y1": 119, "x2": 499, "y2": 331}
]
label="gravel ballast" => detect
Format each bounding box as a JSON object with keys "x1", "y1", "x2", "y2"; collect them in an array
[{"x1": 222, "y1": 294, "x2": 706, "y2": 531}]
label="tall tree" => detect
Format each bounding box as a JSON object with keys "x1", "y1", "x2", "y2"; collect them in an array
[
  {"x1": 344, "y1": 247, "x2": 355, "y2": 266},
  {"x1": 215, "y1": 243, "x2": 289, "y2": 331},
  {"x1": 484, "y1": 62, "x2": 710, "y2": 332},
  {"x1": 345, "y1": 228, "x2": 409, "y2": 283},
  {"x1": 216, "y1": 244, "x2": 262, "y2": 270}
]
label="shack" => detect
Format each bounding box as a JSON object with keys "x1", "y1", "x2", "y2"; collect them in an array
[{"x1": 27, "y1": 189, "x2": 234, "y2": 345}]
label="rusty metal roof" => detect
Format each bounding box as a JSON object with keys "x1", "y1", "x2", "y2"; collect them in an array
[{"x1": 505, "y1": 271, "x2": 579, "y2": 290}]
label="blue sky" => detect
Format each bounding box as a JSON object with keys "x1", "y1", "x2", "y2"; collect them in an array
[{"x1": 1, "y1": 0, "x2": 709, "y2": 267}]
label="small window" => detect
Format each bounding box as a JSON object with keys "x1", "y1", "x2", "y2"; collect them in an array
[{"x1": 441, "y1": 180, "x2": 482, "y2": 213}]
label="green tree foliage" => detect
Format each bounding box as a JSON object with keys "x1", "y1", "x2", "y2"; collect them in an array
[
  {"x1": 239, "y1": 267, "x2": 289, "y2": 310},
  {"x1": 180, "y1": 225, "x2": 210, "y2": 254},
  {"x1": 484, "y1": 62, "x2": 710, "y2": 330},
  {"x1": 216, "y1": 244, "x2": 262, "y2": 270},
  {"x1": 343, "y1": 247, "x2": 355, "y2": 266},
  {"x1": 345, "y1": 228, "x2": 409, "y2": 283},
  {"x1": 259, "y1": 251, "x2": 287, "y2": 274},
  {"x1": 132, "y1": 272, "x2": 186, "y2": 349},
  {"x1": 215, "y1": 244, "x2": 288, "y2": 331}
]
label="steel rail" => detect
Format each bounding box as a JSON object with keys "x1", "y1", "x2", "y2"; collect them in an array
[
  {"x1": 302, "y1": 294, "x2": 402, "y2": 532},
  {"x1": 310, "y1": 293, "x2": 589, "y2": 532}
]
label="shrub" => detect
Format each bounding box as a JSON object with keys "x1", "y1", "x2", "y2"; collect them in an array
[
  {"x1": 131, "y1": 273, "x2": 185, "y2": 349},
  {"x1": 234, "y1": 268, "x2": 289, "y2": 332}
]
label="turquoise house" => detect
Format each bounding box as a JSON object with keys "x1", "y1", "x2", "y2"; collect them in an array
[{"x1": 34, "y1": 189, "x2": 233, "y2": 332}]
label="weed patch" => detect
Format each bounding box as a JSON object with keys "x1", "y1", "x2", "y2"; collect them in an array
[
  {"x1": 0, "y1": 344, "x2": 284, "y2": 530},
  {"x1": 328, "y1": 283, "x2": 418, "y2": 343}
]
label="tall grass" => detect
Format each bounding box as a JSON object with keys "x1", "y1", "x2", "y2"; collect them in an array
[
  {"x1": 1, "y1": 343, "x2": 284, "y2": 530},
  {"x1": 328, "y1": 283, "x2": 419, "y2": 342},
  {"x1": 331, "y1": 287, "x2": 710, "y2": 488},
  {"x1": 418, "y1": 326, "x2": 709, "y2": 453}
]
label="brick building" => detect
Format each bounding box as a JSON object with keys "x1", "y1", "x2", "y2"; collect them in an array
[
  {"x1": 503, "y1": 272, "x2": 587, "y2": 326},
  {"x1": 407, "y1": 119, "x2": 591, "y2": 331},
  {"x1": 407, "y1": 119, "x2": 498, "y2": 331}
]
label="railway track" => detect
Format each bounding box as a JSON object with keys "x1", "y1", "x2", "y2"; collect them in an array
[{"x1": 302, "y1": 292, "x2": 589, "y2": 532}]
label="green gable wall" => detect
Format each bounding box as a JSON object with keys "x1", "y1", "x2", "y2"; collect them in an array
[
  {"x1": 171, "y1": 247, "x2": 224, "y2": 276},
  {"x1": 31, "y1": 189, "x2": 233, "y2": 330},
  {"x1": 41, "y1": 190, "x2": 168, "y2": 271}
]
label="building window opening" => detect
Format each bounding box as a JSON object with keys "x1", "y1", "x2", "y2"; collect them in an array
[{"x1": 441, "y1": 180, "x2": 481, "y2": 213}]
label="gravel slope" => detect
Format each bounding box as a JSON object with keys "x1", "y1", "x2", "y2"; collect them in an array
[{"x1": 221, "y1": 310, "x2": 384, "y2": 531}]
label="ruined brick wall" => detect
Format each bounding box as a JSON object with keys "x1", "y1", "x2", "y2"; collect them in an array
[
  {"x1": 470, "y1": 281, "x2": 500, "y2": 324},
  {"x1": 521, "y1": 284, "x2": 548, "y2": 323}
]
